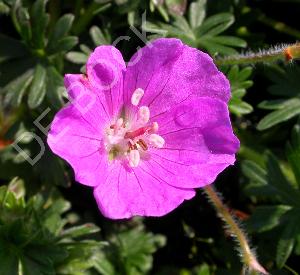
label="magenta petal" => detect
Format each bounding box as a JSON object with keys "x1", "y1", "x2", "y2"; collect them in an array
[
  {"x1": 147, "y1": 97, "x2": 239, "y2": 188},
  {"x1": 124, "y1": 38, "x2": 230, "y2": 117},
  {"x1": 86, "y1": 45, "x2": 126, "y2": 116},
  {"x1": 48, "y1": 76, "x2": 110, "y2": 187},
  {"x1": 47, "y1": 38, "x2": 239, "y2": 219},
  {"x1": 64, "y1": 74, "x2": 110, "y2": 127},
  {"x1": 93, "y1": 163, "x2": 195, "y2": 219}
]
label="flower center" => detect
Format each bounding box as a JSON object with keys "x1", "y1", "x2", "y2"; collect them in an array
[{"x1": 104, "y1": 88, "x2": 165, "y2": 167}]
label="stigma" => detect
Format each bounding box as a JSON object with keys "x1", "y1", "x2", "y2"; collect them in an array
[{"x1": 104, "y1": 88, "x2": 165, "y2": 167}]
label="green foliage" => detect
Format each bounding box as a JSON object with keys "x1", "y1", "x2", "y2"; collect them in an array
[
  {"x1": 0, "y1": 179, "x2": 165, "y2": 275},
  {"x1": 257, "y1": 65, "x2": 300, "y2": 130},
  {"x1": 144, "y1": 0, "x2": 246, "y2": 55},
  {"x1": 226, "y1": 65, "x2": 253, "y2": 116},
  {"x1": 242, "y1": 124, "x2": 300, "y2": 268},
  {"x1": 0, "y1": 0, "x2": 77, "y2": 110},
  {"x1": 0, "y1": 178, "x2": 102, "y2": 275},
  {"x1": 66, "y1": 26, "x2": 111, "y2": 67},
  {"x1": 95, "y1": 225, "x2": 166, "y2": 275}
]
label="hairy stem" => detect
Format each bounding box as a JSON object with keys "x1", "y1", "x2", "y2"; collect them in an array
[
  {"x1": 204, "y1": 185, "x2": 268, "y2": 275},
  {"x1": 215, "y1": 43, "x2": 300, "y2": 66}
]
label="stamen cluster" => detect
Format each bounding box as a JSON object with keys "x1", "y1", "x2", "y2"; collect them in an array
[{"x1": 104, "y1": 88, "x2": 165, "y2": 167}]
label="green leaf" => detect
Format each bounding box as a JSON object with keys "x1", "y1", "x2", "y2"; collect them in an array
[
  {"x1": 0, "y1": 2, "x2": 10, "y2": 14},
  {"x1": 173, "y1": 15, "x2": 194, "y2": 36},
  {"x1": 65, "y1": 51, "x2": 88, "y2": 64},
  {"x1": 266, "y1": 65, "x2": 300, "y2": 97},
  {"x1": 236, "y1": 66, "x2": 253, "y2": 81},
  {"x1": 157, "y1": 4, "x2": 170, "y2": 22},
  {"x1": 46, "y1": 66, "x2": 64, "y2": 109},
  {"x1": 286, "y1": 124, "x2": 300, "y2": 187},
  {"x1": 246, "y1": 205, "x2": 291, "y2": 232},
  {"x1": 227, "y1": 66, "x2": 253, "y2": 116},
  {"x1": 242, "y1": 160, "x2": 267, "y2": 185},
  {"x1": 27, "y1": 63, "x2": 47, "y2": 109},
  {"x1": 21, "y1": 254, "x2": 55, "y2": 275},
  {"x1": 208, "y1": 35, "x2": 246, "y2": 47},
  {"x1": 257, "y1": 98, "x2": 300, "y2": 130},
  {"x1": 79, "y1": 44, "x2": 91, "y2": 55},
  {"x1": 49, "y1": 36, "x2": 78, "y2": 54},
  {"x1": 94, "y1": 252, "x2": 115, "y2": 275},
  {"x1": 258, "y1": 98, "x2": 300, "y2": 110},
  {"x1": 56, "y1": 241, "x2": 103, "y2": 273},
  {"x1": 60, "y1": 224, "x2": 100, "y2": 239},
  {"x1": 198, "y1": 39, "x2": 238, "y2": 55},
  {"x1": 0, "y1": 184, "x2": 102, "y2": 275},
  {"x1": 276, "y1": 220, "x2": 300, "y2": 268},
  {"x1": 12, "y1": 3, "x2": 32, "y2": 43},
  {"x1": 90, "y1": 26, "x2": 110, "y2": 46},
  {"x1": 229, "y1": 99, "x2": 253, "y2": 115},
  {"x1": 47, "y1": 14, "x2": 75, "y2": 51},
  {"x1": 242, "y1": 159, "x2": 286, "y2": 198},
  {"x1": 196, "y1": 13, "x2": 234, "y2": 36},
  {"x1": 104, "y1": 226, "x2": 166, "y2": 275},
  {"x1": 30, "y1": 0, "x2": 49, "y2": 48},
  {"x1": 194, "y1": 263, "x2": 211, "y2": 275},
  {"x1": 227, "y1": 65, "x2": 253, "y2": 95},
  {"x1": 266, "y1": 152, "x2": 300, "y2": 207},
  {"x1": 3, "y1": 68, "x2": 34, "y2": 107},
  {"x1": 42, "y1": 198, "x2": 71, "y2": 218},
  {"x1": 188, "y1": 0, "x2": 206, "y2": 29}
]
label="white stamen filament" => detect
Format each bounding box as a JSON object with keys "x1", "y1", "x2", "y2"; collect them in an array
[
  {"x1": 138, "y1": 106, "x2": 150, "y2": 124},
  {"x1": 128, "y1": 149, "x2": 140, "y2": 167},
  {"x1": 149, "y1": 134, "x2": 165, "y2": 148},
  {"x1": 131, "y1": 88, "x2": 144, "y2": 106}
]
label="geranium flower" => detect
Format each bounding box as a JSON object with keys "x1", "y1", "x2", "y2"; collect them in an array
[{"x1": 48, "y1": 38, "x2": 239, "y2": 219}]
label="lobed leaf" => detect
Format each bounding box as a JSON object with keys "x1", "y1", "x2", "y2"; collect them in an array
[
  {"x1": 3, "y1": 68, "x2": 34, "y2": 107},
  {"x1": 60, "y1": 224, "x2": 100, "y2": 239},
  {"x1": 286, "y1": 124, "x2": 300, "y2": 187},
  {"x1": 90, "y1": 26, "x2": 110, "y2": 46},
  {"x1": 196, "y1": 13, "x2": 234, "y2": 36},
  {"x1": 257, "y1": 99, "x2": 300, "y2": 130},
  {"x1": 49, "y1": 36, "x2": 78, "y2": 54},
  {"x1": 266, "y1": 152, "x2": 300, "y2": 207},
  {"x1": 246, "y1": 205, "x2": 291, "y2": 232},
  {"x1": 27, "y1": 63, "x2": 47, "y2": 109},
  {"x1": 46, "y1": 66, "x2": 65, "y2": 109},
  {"x1": 65, "y1": 51, "x2": 88, "y2": 64},
  {"x1": 30, "y1": 0, "x2": 49, "y2": 48},
  {"x1": 188, "y1": 0, "x2": 206, "y2": 29},
  {"x1": 47, "y1": 14, "x2": 75, "y2": 51},
  {"x1": 276, "y1": 218, "x2": 300, "y2": 268}
]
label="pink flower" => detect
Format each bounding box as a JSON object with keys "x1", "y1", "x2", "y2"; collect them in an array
[{"x1": 47, "y1": 38, "x2": 239, "y2": 219}]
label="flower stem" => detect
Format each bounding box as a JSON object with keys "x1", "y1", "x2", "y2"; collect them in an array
[
  {"x1": 215, "y1": 43, "x2": 300, "y2": 66},
  {"x1": 204, "y1": 185, "x2": 268, "y2": 275},
  {"x1": 258, "y1": 13, "x2": 300, "y2": 40}
]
